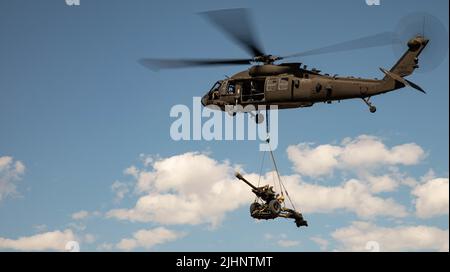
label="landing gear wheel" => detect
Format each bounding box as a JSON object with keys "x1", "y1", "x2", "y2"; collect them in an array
[
  {"x1": 268, "y1": 200, "x2": 281, "y2": 215},
  {"x1": 362, "y1": 97, "x2": 377, "y2": 114},
  {"x1": 255, "y1": 113, "x2": 264, "y2": 124},
  {"x1": 226, "y1": 109, "x2": 237, "y2": 117},
  {"x1": 250, "y1": 202, "x2": 262, "y2": 215}
]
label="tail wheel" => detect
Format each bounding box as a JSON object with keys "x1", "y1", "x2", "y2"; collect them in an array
[{"x1": 268, "y1": 200, "x2": 281, "y2": 215}]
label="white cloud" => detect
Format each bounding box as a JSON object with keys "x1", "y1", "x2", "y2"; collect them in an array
[
  {"x1": 83, "y1": 234, "x2": 96, "y2": 244},
  {"x1": 71, "y1": 210, "x2": 100, "y2": 221},
  {"x1": 256, "y1": 173, "x2": 407, "y2": 218},
  {"x1": 66, "y1": 222, "x2": 86, "y2": 231},
  {"x1": 0, "y1": 155, "x2": 25, "y2": 202},
  {"x1": 124, "y1": 166, "x2": 139, "y2": 178},
  {"x1": 0, "y1": 229, "x2": 76, "y2": 252},
  {"x1": 364, "y1": 174, "x2": 399, "y2": 193},
  {"x1": 360, "y1": 169, "x2": 417, "y2": 193},
  {"x1": 116, "y1": 227, "x2": 184, "y2": 251},
  {"x1": 107, "y1": 152, "x2": 252, "y2": 227},
  {"x1": 277, "y1": 240, "x2": 300, "y2": 248},
  {"x1": 108, "y1": 149, "x2": 410, "y2": 227},
  {"x1": 71, "y1": 210, "x2": 90, "y2": 220},
  {"x1": 287, "y1": 135, "x2": 424, "y2": 178},
  {"x1": 97, "y1": 243, "x2": 114, "y2": 251},
  {"x1": 111, "y1": 181, "x2": 130, "y2": 202},
  {"x1": 412, "y1": 178, "x2": 449, "y2": 219},
  {"x1": 332, "y1": 221, "x2": 449, "y2": 252},
  {"x1": 264, "y1": 233, "x2": 300, "y2": 248},
  {"x1": 310, "y1": 236, "x2": 329, "y2": 251},
  {"x1": 287, "y1": 144, "x2": 341, "y2": 177}
]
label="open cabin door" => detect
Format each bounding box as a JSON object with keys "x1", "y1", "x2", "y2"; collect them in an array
[{"x1": 240, "y1": 78, "x2": 266, "y2": 103}]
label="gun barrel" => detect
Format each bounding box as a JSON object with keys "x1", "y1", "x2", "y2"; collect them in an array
[{"x1": 235, "y1": 172, "x2": 258, "y2": 190}]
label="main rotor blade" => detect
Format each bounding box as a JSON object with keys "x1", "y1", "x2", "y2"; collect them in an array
[
  {"x1": 138, "y1": 58, "x2": 252, "y2": 70},
  {"x1": 199, "y1": 8, "x2": 265, "y2": 57},
  {"x1": 282, "y1": 32, "x2": 398, "y2": 59}
]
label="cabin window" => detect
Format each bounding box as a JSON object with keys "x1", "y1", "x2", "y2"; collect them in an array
[
  {"x1": 279, "y1": 78, "x2": 289, "y2": 91},
  {"x1": 266, "y1": 78, "x2": 278, "y2": 92},
  {"x1": 315, "y1": 83, "x2": 322, "y2": 93}
]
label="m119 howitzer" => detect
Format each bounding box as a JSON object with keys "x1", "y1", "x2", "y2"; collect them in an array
[
  {"x1": 235, "y1": 172, "x2": 277, "y2": 203},
  {"x1": 235, "y1": 172, "x2": 308, "y2": 228}
]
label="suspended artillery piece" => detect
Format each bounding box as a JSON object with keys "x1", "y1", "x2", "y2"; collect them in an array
[{"x1": 235, "y1": 172, "x2": 308, "y2": 228}]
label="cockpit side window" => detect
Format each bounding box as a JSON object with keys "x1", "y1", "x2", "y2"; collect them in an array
[
  {"x1": 218, "y1": 80, "x2": 235, "y2": 95},
  {"x1": 227, "y1": 82, "x2": 236, "y2": 94}
]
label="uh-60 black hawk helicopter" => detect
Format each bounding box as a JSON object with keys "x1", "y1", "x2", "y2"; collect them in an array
[
  {"x1": 140, "y1": 9, "x2": 448, "y2": 123},
  {"x1": 139, "y1": 9, "x2": 447, "y2": 227}
]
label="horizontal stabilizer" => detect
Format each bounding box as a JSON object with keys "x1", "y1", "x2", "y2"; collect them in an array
[{"x1": 380, "y1": 68, "x2": 426, "y2": 94}]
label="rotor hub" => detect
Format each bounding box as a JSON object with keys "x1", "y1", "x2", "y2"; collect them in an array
[{"x1": 253, "y1": 55, "x2": 282, "y2": 64}]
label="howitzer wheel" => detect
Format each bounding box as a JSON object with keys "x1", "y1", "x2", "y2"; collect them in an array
[
  {"x1": 268, "y1": 200, "x2": 281, "y2": 215},
  {"x1": 250, "y1": 202, "x2": 262, "y2": 215}
]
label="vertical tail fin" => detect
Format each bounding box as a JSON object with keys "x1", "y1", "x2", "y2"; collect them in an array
[{"x1": 388, "y1": 36, "x2": 429, "y2": 77}]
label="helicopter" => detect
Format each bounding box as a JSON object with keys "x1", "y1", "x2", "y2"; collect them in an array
[{"x1": 140, "y1": 9, "x2": 448, "y2": 122}]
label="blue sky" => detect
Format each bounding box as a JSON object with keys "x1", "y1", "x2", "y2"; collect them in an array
[{"x1": 0, "y1": 0, "x2": 448, "y2": 251}]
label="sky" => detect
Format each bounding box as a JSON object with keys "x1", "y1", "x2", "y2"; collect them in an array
[{"x1": 0, "y1": 0, "x2": 448, "y2": 252}]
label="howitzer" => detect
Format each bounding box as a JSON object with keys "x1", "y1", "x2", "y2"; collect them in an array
[
  {"x1": 235, "y1": 172, "x2": 277, "y2": 203},
  {"x1": 235, "y1": 172, "x2": 308, "y2": 228}
]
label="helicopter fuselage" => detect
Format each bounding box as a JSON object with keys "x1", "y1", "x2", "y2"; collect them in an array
[
  {"x1": 201, "y1": 68, "x2": 392, "y2": 111},
  {"x1": 201, "y1": 36, "x2": 428, "y2": 114}
]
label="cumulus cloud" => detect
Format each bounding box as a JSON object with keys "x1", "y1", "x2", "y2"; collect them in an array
[
  {"x1": 0, "y1": 155, "x2": 25, "y2": 202},
  {"x1": 71, "y1": 210, "x2": 90, "y2": 220},
  {"x1": 71, "y1": 210, "x2": 100, "y2": 221},
  {"x1": 116, "y1": 227, "x2": 184, "y2": 251},
  {"x1": 82, "y1": 234, "x2": 96, "y2": 244},
  {"x1": 111, "y1": 181, "x2": 130, "y2": 202},
  {"x1": 310, "y1": 236, "x2": 329, "y2": 251},
  {"x1": 107, "y1": 152, "x2": 252, "y2": 227},
  {"x1": 108, "y1": 148, "x2": 411, "y2": 228},
  {"x1": 277, "y1": 239, "x2": 300, "y2": 248},
  {"x1": 254, "y1": 173, "x2": 407, "y2": 218},
  {"x1": 360, "y1": 169, "x2": 417, "y2": 193},
  {"x1": 0, "y1": 229, "x2": 76, "y2": 252},
  {"x1": 97, "y1": 243, "x2": 114, "y2": 251},
  {"x1": 412, "y1": 178, "x2": 449, "y2": 219},
  {"x1": 287, "y1": 135, "x2": 425, "y2": 178},
  {"x1": 332, "y1": 221, "x2": 449, "y2": 252},
  {"x1": 264, "y1": 233, "x2": 300, "y2": 248}
]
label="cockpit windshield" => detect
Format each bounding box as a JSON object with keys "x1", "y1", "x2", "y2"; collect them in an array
[{"x1": 209, "y1": 81, "x2": 222, "y2": 93}]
